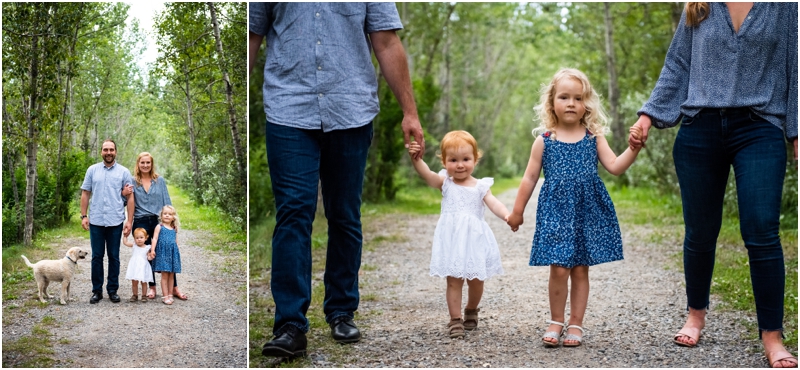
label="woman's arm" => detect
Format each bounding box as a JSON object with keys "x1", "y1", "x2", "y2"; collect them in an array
[
  {"x1": 508, "y1": 137, "x2": 544, "y2": 231},
  {"x1": 483, "y1": 189, "x2": 510, "y2": 221},
  {"x1": 408, "y1": 141, "x2": 444, "y2": 190},
  {"x1": 597, "y1": 135, "x2": 641, "y2": 176}
]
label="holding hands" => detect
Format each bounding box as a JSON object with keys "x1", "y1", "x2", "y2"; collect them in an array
[
  {"x1": 507, "y1": 213, "x2": 523, "y2": 232},
  {"x1": 628, "y1": 115, "x2": 651, "y2": 150}
]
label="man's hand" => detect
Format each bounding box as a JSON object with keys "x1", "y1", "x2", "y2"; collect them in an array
[
  {"x1": 123, "y1": 221, "x2": 132, "y2": 238},
  {"x1": 121, "y1": 184, "x2": 133, "y2": 197},
  {"x1": 81, "y1": 217, "x2": 89, "y2": 231},
  {"x1": 402, "y1": 115, "x2": 425, "y2": 160}
]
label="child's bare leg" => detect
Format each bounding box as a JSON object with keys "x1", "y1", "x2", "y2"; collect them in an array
[
  {"x1": 446, "y1": 277, "x2": 465, "y2": 319},
  {"x1": 167, "y1": 274, "x2": 175, "y2": 298},
  {"x1": 141, "y1": 282, "x2": 148, "y2": 297},
  {"x1": 565, "y1": 265, "x2": 589, "y2": 345},
  {"x1": 465, "y1": 278, "x2": 484, "y2": 310},
  {"x1": 132, "y1": 281, "x2": 139, "y2": 296},
  {"x1": 546, "y1": 265, "x2": 571, "y2": 344},
  {"x1": 160, "y1": 273, "x2": 171, "y2": 298}
]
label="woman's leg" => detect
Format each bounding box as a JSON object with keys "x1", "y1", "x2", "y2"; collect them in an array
[
  {"x1": 465, "y1": 278, "x2": 484, "y2": 310},
  {"x1": 565, "y1": 266, "x2": 589, "y2": 345},
  {"x1": 728, "y1": 116, "x2": 791, "y2": 364},
  {"x1": 672, "y1": 111, "x2": 730, "y2": 344},
  {"x1": 446, "y1": 277, "x2": 465, "y2": 319},
  {"x1": 545, "y1": 265, "x2": 571, "y2": 344}
]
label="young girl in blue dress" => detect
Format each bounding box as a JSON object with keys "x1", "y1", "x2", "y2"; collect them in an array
[
  {"x1": 507, "y1": 68, "x2": 643, "y2": 347},
  {"x1": 408, "y1": 130, "x2": 510, "y2": 339},
  {"x1": 150, "y1": 205, "x2": 182, "y2": 305}
]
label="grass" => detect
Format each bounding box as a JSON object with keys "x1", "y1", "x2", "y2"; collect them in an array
[
  {"x1": 2, "y1": 185, "x2": 246, "y2": 365},
  {"x1": 608, "y1": 182, "x2": 798, "y2": 349}
]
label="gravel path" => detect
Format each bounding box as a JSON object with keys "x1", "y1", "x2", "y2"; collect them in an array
[
  {"x1": 2, "y1": 229, "x2": 247, "y2": 368},
  {"x1": 304, "y1": 185, "x2": 773, "y2": 367}
]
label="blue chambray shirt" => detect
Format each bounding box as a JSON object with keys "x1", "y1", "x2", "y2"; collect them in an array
[
  {"x1": 639, "y1": 2, "x2": 798, "y2": 140},
  {"x1": 133, "y1": 177, "x2": 172, "y2": 218},
  {"x1": 249, "y1": 2, "x2": 403, "y2": 132},
  {"x1": 80, "y1": 162, "x2": 134, "y2": 227}
]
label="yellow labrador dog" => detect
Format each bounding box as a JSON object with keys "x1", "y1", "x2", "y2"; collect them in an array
[{"x1": 21, "y1": 247, "x2": 89, "y2": 304}]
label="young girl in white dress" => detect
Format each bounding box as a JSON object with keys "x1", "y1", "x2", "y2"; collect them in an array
[
  {"x1": 123, "y1": 228, "x2": 154, "y2": 302},
  {"x1": 408, "y1": 130, "x2": 510, "y2": 338}
]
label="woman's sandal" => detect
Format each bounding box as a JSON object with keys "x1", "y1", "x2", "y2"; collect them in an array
[
  {"x1": 174, "y1": 290, "x2": 188, "y2": 300},
  {"x1": 563, "y1": 325, "x2": 585, "y2": 347},
  {"x1": 673, "y1": 327, "x2": 702, "y2": 347},
  {"x1": 146, "y1": 287, "x2": 157, "y2": 299},
  {"x1": 464, "y1": 308, "x2": 480, "y2": 330},
  {"x1": 162, "y1": 295, "x2": 173, "y2": 305},
  {"x1": 448, "y1": 318, "x2": 465, "y2": 339},
  {"x1": 766, "y1": 350, "x2": 799, "y2": 368},
  {"x1": 542, "y1": 320, "x2": 566, "y2": 347}
]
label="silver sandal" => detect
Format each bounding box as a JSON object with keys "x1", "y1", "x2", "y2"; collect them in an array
[
  {"x1": 563, "y1": 324, "x2": 585, "y2": 347},
  {"x1": 542, "y1": 320, "x2": 565, "y2": 347}
]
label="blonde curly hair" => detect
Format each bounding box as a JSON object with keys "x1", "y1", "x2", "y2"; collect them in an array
[
  {"x1": 159, "y1": 205, "x2": 180, "y2": 232},
  {"x1": 533, "y1": 68, "x2": 608, "y2": 140}
]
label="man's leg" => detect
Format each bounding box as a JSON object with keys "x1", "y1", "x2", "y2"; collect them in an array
[
  {"x1": 105, "y1": 223, "x2": 123, "y2": 302},
  {"x1": 320, "y1": 122, "x2": 372, "y2": 343},
  {"x1": 262, "y1": 122, "x2": 319, "y2": 357},
  {"x1": 89, "y1": 225, "x2": 106, "y2": 299}
]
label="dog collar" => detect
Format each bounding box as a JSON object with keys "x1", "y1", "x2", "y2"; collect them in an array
[{"x1": 65, "y1": 256, "x2": 77, "y2": 264}]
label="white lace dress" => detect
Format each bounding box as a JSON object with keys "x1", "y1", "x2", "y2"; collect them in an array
[
  {"x1": 429, "y1": 169, "x2": 504, "y2": 281},
  {"x1": 125, "y1": 244, "x2": 154, "y2": 283}
]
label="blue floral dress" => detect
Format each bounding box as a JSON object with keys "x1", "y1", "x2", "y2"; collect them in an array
[
  {"x1": 153, "y1": 226, "x2": 181, "y2": 273},
  {"x1": 529, "y1": 131, "x2": 623, "y2": 268}
]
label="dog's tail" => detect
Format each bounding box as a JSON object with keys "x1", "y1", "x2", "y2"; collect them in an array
[{"x1": 20, "y1": 255, "x2": 35, "y2": 268}]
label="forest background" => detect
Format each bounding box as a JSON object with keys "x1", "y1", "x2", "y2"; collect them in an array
[
  {"x1": 2, "y1": 2, "x2": 248, "y2": 248},
  {"x1": 250, "y1": 2, "x2": 797, "y2": 234}
]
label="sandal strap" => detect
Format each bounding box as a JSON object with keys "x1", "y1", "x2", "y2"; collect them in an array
[
  {"x1": 566, "y1": 324, "x2": 584, "y2": 334},
  {"x1": 546, "y1": 320, "x2": 567, "y2": 328}
]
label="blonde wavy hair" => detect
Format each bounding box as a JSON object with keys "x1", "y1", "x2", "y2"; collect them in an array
[
  {"x1": 437, "y1": 130, "x2": 483, "y2": 166},
  {"x1": 133, "y1": 152, "x2": 160, "y2": 186},
  {"x1": 533, "y1": 68, "x2": 608, "y2": 140},
  {"x1": 159, "y1": 205, "x2": 180, "y2": 232}
]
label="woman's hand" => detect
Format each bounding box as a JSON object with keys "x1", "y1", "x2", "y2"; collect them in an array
[{"x1": 629, "y1": 114, "x2": 652, "y2": 150}]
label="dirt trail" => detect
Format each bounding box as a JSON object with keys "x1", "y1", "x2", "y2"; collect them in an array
[
  {"x1": 2, "y1": 229, "x2": 247, "y2": 368},
  {"x1": 299, "y1": 186, "x2": 771, "y2": 367}
]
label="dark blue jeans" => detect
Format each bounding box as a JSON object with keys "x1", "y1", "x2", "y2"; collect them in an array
[
  {"x1": 266, "y1": 121, "x2": 372, "y2": 335},
  {"x1": 132, "y1": 215, "x2": 177, "y2": 288},
  {"x1": 90, "y1": 223, "x2": 123, "y2": 294},
  {"x1": 673, "y1": 108, "x2": 786, "y2": 333}
]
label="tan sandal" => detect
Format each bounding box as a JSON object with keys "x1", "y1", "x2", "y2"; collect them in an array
[
  {"x1": 767, "y1": 350, "x2": 798, "y2": 368},
  {"x1": 464, "y1": 308, "x2": 480, "y2": 330},
  {"x1": 129, "y1": 295, "x2": 138, "y2": 302},
  {"x1": 448, "y1": 318, "x2": 465, "y2": 338}
]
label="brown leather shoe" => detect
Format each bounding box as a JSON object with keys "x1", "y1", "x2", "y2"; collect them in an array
[{"x1": 464, "y1": 308, "x2": 480, "y2": 330}]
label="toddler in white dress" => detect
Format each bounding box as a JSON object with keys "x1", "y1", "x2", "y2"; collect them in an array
[
  {"x1": 408, "y1": 130, "x2": 510, "y2": 338},
  {"x1": 123, "y1": 228, "x2": 154, "y2": 302}
]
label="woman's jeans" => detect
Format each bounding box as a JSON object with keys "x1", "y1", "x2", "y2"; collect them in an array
[
  {"x1": 266, "y1": 121, "x2": 372, "y2": 335},
  {"x1": 132, "y1": 215, "x2": 177, "y2": 288},
  {"x1": 673, "y1": 108, "x2": 786, "y2": 334}
]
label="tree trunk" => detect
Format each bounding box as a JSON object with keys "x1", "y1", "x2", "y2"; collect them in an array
[
  {"x1": 54, "y1": 7, "x2": 83, "y2": 222},
  {"x1": 24, "y1": 26, "x2": 42, "y2": 247},
  {"x1": 603, "y1": 3, "x2": 624, "y2": 154},
  {"x1": 183, "y1": 63, "x2": 202, "y2": 195},
  {"x1": 207, "y1": 2, "x2": 245, "y2": 188},
  {"x1": 422, "y1": 3, "x2": 456, "y2": 80}
]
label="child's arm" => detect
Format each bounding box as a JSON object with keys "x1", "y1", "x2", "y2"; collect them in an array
[
  {"x1": 149, "y1": 225, "x2": 161, "y2": 259},
  {"x1": 483, "y1": 189, "x2": 510, "y2": 221},
  {"x1": 122, "y1": 235, "x2": 133, "y2": 248},
  {"x1": 508, "y1": 136, "x2": 544, "y2": 231},
  {"x1": 408, "y1": 141, "x2": 444, "y2": 190},
  {"x1": 596, "y1": 134, "x2": 641, "y2": 176}
]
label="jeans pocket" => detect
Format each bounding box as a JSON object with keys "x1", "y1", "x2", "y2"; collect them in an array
[{"x1": 681, "y1": 114, "x2": 695, "y2": 125}]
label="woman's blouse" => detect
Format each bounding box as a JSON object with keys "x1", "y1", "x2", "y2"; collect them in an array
[
  {"x1": 133, "y1": 177, "x2": 172, "y2": 218},
  {"x1": 639, "y1": 2, "x2": 797, "y2": 140}
]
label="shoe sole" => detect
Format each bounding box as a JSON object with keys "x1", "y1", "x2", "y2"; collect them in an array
[
  {"x1": 333, "y1": 336, "x2": 361, "y2": 344},
  {"x1": 89, "y1": 300, "x2": 100, "y2": 304},
  {"x1": 261, "y1": 346, "x2": 306, "y2": 358}
]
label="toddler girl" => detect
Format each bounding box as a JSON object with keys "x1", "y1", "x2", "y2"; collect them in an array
[
  {"x1": 150, "y1": 205, "x2": 182, "y2": 305},
  {"x1": 123, "y1": 228, "x2": 154, "y2": 302},
  {"x1": 408, "y1": 130, "x2": 510, "y2": 338},
  {"x1": 507, "y1": 68, "x2": 642, "y2": 347}
]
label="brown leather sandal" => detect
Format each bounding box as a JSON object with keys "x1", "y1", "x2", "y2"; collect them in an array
[
  {"x1": 464, "y1": 308, "x2": 480, "y2": 330},
  {"x1": 448, "y1": 318, "x2": 465, "y2": 338}
]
